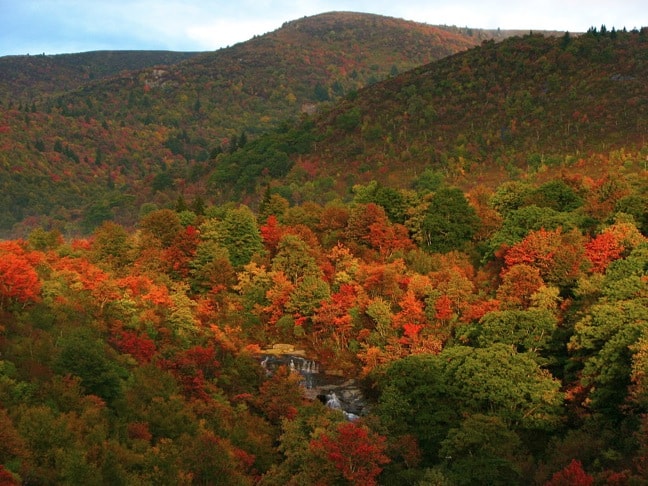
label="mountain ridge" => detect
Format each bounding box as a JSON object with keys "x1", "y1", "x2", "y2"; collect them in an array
[
  {"x1": 1, "y1": 14, "x2": 639, "y2": 236},
  {"x1": 1, "y1": 11, "x2": 497, "y2": 234},
  {"x1": 0, "y1": 50, "x2": 202, "y2": 101}
]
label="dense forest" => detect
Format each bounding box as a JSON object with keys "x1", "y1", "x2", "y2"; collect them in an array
[
  {"x1": 0, "y1": 12, "x2": 647, "y2": 486},
  {"x1": 0, "y1": 164, "x2": 647, "y2": 484},
  {"x1": 0, "y1": 12, "x2": 548, "y2": 236}
]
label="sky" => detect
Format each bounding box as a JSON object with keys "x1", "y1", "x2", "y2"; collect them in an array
[{"x1": 1, "y1": 0, "x2": 646, "y2": 56}]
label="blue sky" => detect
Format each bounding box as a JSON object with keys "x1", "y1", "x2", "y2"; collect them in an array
[{"x1": 1, "y1": 0, "x2": 646, "y2": 56}]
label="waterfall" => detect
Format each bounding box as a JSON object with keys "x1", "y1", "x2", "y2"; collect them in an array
[
  {"x1": 325, "y1": 392, "x2": 342, "y2": 410},
  {"x1": 325, "y1": 391, "x2": 359, "y2": 420},
  {"x1": 257, "y1": 353, "x2": 365, "y2": 419}
]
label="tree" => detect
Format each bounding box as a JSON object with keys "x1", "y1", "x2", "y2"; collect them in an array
[
  {"x1": 503, "y1": 227, "x2": 586, "y2": 289},
  {"x1": 408, "y1": 187, "x2": 479, "y2": 253},
  {"x1": 260, "y1": 214, "x2": 285, "y2": 255},
  {"x1": 0, "y1": 408, "x2": 27, "y2": 483},
  {"x1": 345, "y1": 203, "x2": 391, "y2": 248},
  {"x1": 366, "y1": 220, "x2": 414, "y2": 258},
  {"x1": 313, "y1": 283, "x2": 358, "y2": 351},
  {"x1": 441, "y1": 344, "x2": 563, "y2": 430},
  {"x1": 569, "y1": 299, "x2": 648, "y2": 416},
  {"x1": 54, "y1": 328, "x2": 124, "y2": 404},
  {"x1": 392, "y1": 290, "x2": 429, "y2": 332},
  {"x1": 216, "y1": 205, "x2": 264, "y2": 268},
  {"x1": 285, "y1": 274, "x2": 330, "y2": 320},
  {"x1": 255, "y1": 365, "x2": 303, "y2": 424},
  {"x1": 189, "y1": 241, "x2": 236, "y2": 294},
  {"x1": 353, "y1": 181, "x2": 409, "y2": 224},
  {"x1": 473, "y1": 308, "x2": 558, "y2": 354},
  {"x1": 496, "y1": 264, "x2": 545, "y2": 310},
  {"x1": 90, "y1": 221, "x2": 133, "y2": 271},
  {"x1": 0, "y1": 465, "x2": 19, "y2": 486},
  {"x1": 528, "y1": 179, "x2": 583, "y2": 212},
  {"x1": 310, "y1": 421, "x2": 390, "y2": 486},
  {"x1": 0, "y1": 252, "x2": 41, "y2": 308},
  {"x1": 376, "y1": 345, "x2": 563, "y2": 463},
  {"x1": 179, "y1": 430, "x2": 253, "y2": 485},
  {"x1": 28, "y1": 227, "x2": 63, "y2": 251},
  {"x1": 585, "y1": 222, "x2": 646, "y2": 274},
  {"x1": 271, "y1": 234, "x2": 320, "y2": 284},
  {"x1": 260, "y1": 404, "x2": 345, "y2": 485},
  {"x1": 585, "y1": 231, "x2": 624, "y2": 273},
  {"x1": 439, "y1": 414, "x2": 528, "y2": 486},
  {"x1": 485, "y1": 205, "x2": 579, "y2": 260},
  {"x1": 163, "y1": 225, "x2": 200, "y2": 279},
  {"x1": 545, "y1": 459, "x2": 593, "y2": 486},
  {"x1": 139, "y1": 209, "x2": 182, "y2": 248}
]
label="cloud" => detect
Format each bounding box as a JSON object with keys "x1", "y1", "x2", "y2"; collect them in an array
[
  {"x1": 1, "y1": 0, "x2": 646, "y2": 55},
  {"x1": 185, "y1": 19, "x2": 284, "y2": 50}
]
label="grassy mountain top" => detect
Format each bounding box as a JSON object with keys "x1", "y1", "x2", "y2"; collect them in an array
[
  {"x1": 53, "y1": 12, "x2": 488, "y2": 136},
  {"x1": 0, "y1": 50, "x2": 201, "y2": 101}
]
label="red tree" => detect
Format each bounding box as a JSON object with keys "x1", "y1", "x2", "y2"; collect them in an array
[
  {"x1": 112, "y1": 330, "x2": 157, "y2": 364},
  {"x1": 0, "y1": 252, "x2": 41, "y2": 307},
  {"x1": 585, "y1": 231, "x2": 624, "y2": 273},
  {"x1": 0, "y1": 465, "x2": 18, "y2": 486},
  {"x1": 310, "y1": 421, "x2": 390, "y2": 486},
  {"x1": 260, "y1": 214, "x2": 285, "y2": 254},
  {"x1": 503, "y1": 227, "x2": 585, "y2": 288},
  {"x1": 545, "y1": 459, "x2": 593, "y2": 486}
]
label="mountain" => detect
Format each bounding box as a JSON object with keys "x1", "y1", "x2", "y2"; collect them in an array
[
  {"x1": 0, "y1": 50, "x2": 201, "y2": 101},
  {"x1": 221, "y1": 27, "x2": 647, "y2": 196},
  {"x1": 51, "y1": 12, "x2": 489, "y2": 136},
  {"x1": 1, "y1": 24, "x2": 648, "y2": 486},
  {"x1": 0, "y1": 11, "x2": 498, "y2": 235}
]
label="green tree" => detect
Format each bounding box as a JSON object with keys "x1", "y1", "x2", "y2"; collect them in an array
[
  {"x1": 568, "y1": 247, "x2": 648, "y2": 417},
  {"x1": 528, "y1": 180, "x2": 583, "y2": 212},
  {"x1": 485, "y1": 205, "x2": 581, "y2": 260},
  {"x1": 54, "y1": 329, "x2": 125, "y2": 404},
  {"x1": 471, "y1": 308, "x2": 558, "y2": 355},
  {"x1": 439, "y1": 414, "x2": 529, "y2": 485},
  {"x1": 414, "y1": 169, "x2": 445, "y2": 194},
  {"x1": 286, "y1": 274, "x2": 330, "y2": 318},
  {"x1": 90, "y1": 221, "x2": 133, "y2": 271},
  {"x1": 408, "y1": 187, "x2": 479, "y2": 253},
  {"x1": 139, "y1": 209, "x2": 183, "y2": 248},
  {"x1": 212, "y1": 205, "x2": 264, "y2": 268},
  {"x1": 271, "y1": 234, "x2": 320, "y2": 284},
  {"x1": 28, "y1": 227, "x2": 62, "y2": 251},
  {"x1": 376, "y1": 344, "x2": 563, "y2": 463}
]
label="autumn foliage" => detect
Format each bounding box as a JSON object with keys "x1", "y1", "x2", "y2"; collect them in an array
[
  {"x1": 0, "y1": 23, "x2": 646, "y2": 486},
  {"x1": 0, "y1": 243, "x2": 42, "y2": 307},
  {"x1": 310, "y1": 422, "x2": 389, "y2": 486},
  {"x1": 545, "y1": 460, "x2": 593, "y2": 486}
]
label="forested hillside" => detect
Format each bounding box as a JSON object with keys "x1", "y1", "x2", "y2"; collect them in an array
[
  {"x1": 272, "y1": 27, "x2": 648, "y2": 191},
  {"x1": 0, "y1": 162, "x2": 646, "y2": 484},
  {"x1": 0, "y1": 12, "x2": 530, "y2": 235},
  {"x1": 0, "y1": 50, "x2": 201, "y2": 100}
]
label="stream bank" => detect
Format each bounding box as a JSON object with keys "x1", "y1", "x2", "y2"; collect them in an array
[{"x1": 258, "y1": 347, "x2": 369, "y2": 418}]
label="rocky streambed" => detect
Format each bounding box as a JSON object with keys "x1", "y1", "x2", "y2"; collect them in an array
[{"x1": 259, "y1": 346, "x2": 368, "y2": 418}]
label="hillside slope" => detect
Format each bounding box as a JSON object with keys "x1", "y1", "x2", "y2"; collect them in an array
[
  {"x1": 256, "y1": 28, "x2": 648, "y2": 193},
  {"x1": 0, "y1": 50, "x2": 201, "y2": 101},
  {"x1": 0, "y1": 11, "x2": 491, "y2": 234},
  {"x1": 54, "y1": 12, "x2": 486, "y2": 136}
]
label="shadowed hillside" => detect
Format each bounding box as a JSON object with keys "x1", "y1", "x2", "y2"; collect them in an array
[{"x1": 238, "y1": 27, "x2": 647, "y2": 196}]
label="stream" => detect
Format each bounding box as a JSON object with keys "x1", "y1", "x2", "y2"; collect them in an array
[{"x1": 259, "y1": 353, "x2": 368, "y2": 419}]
